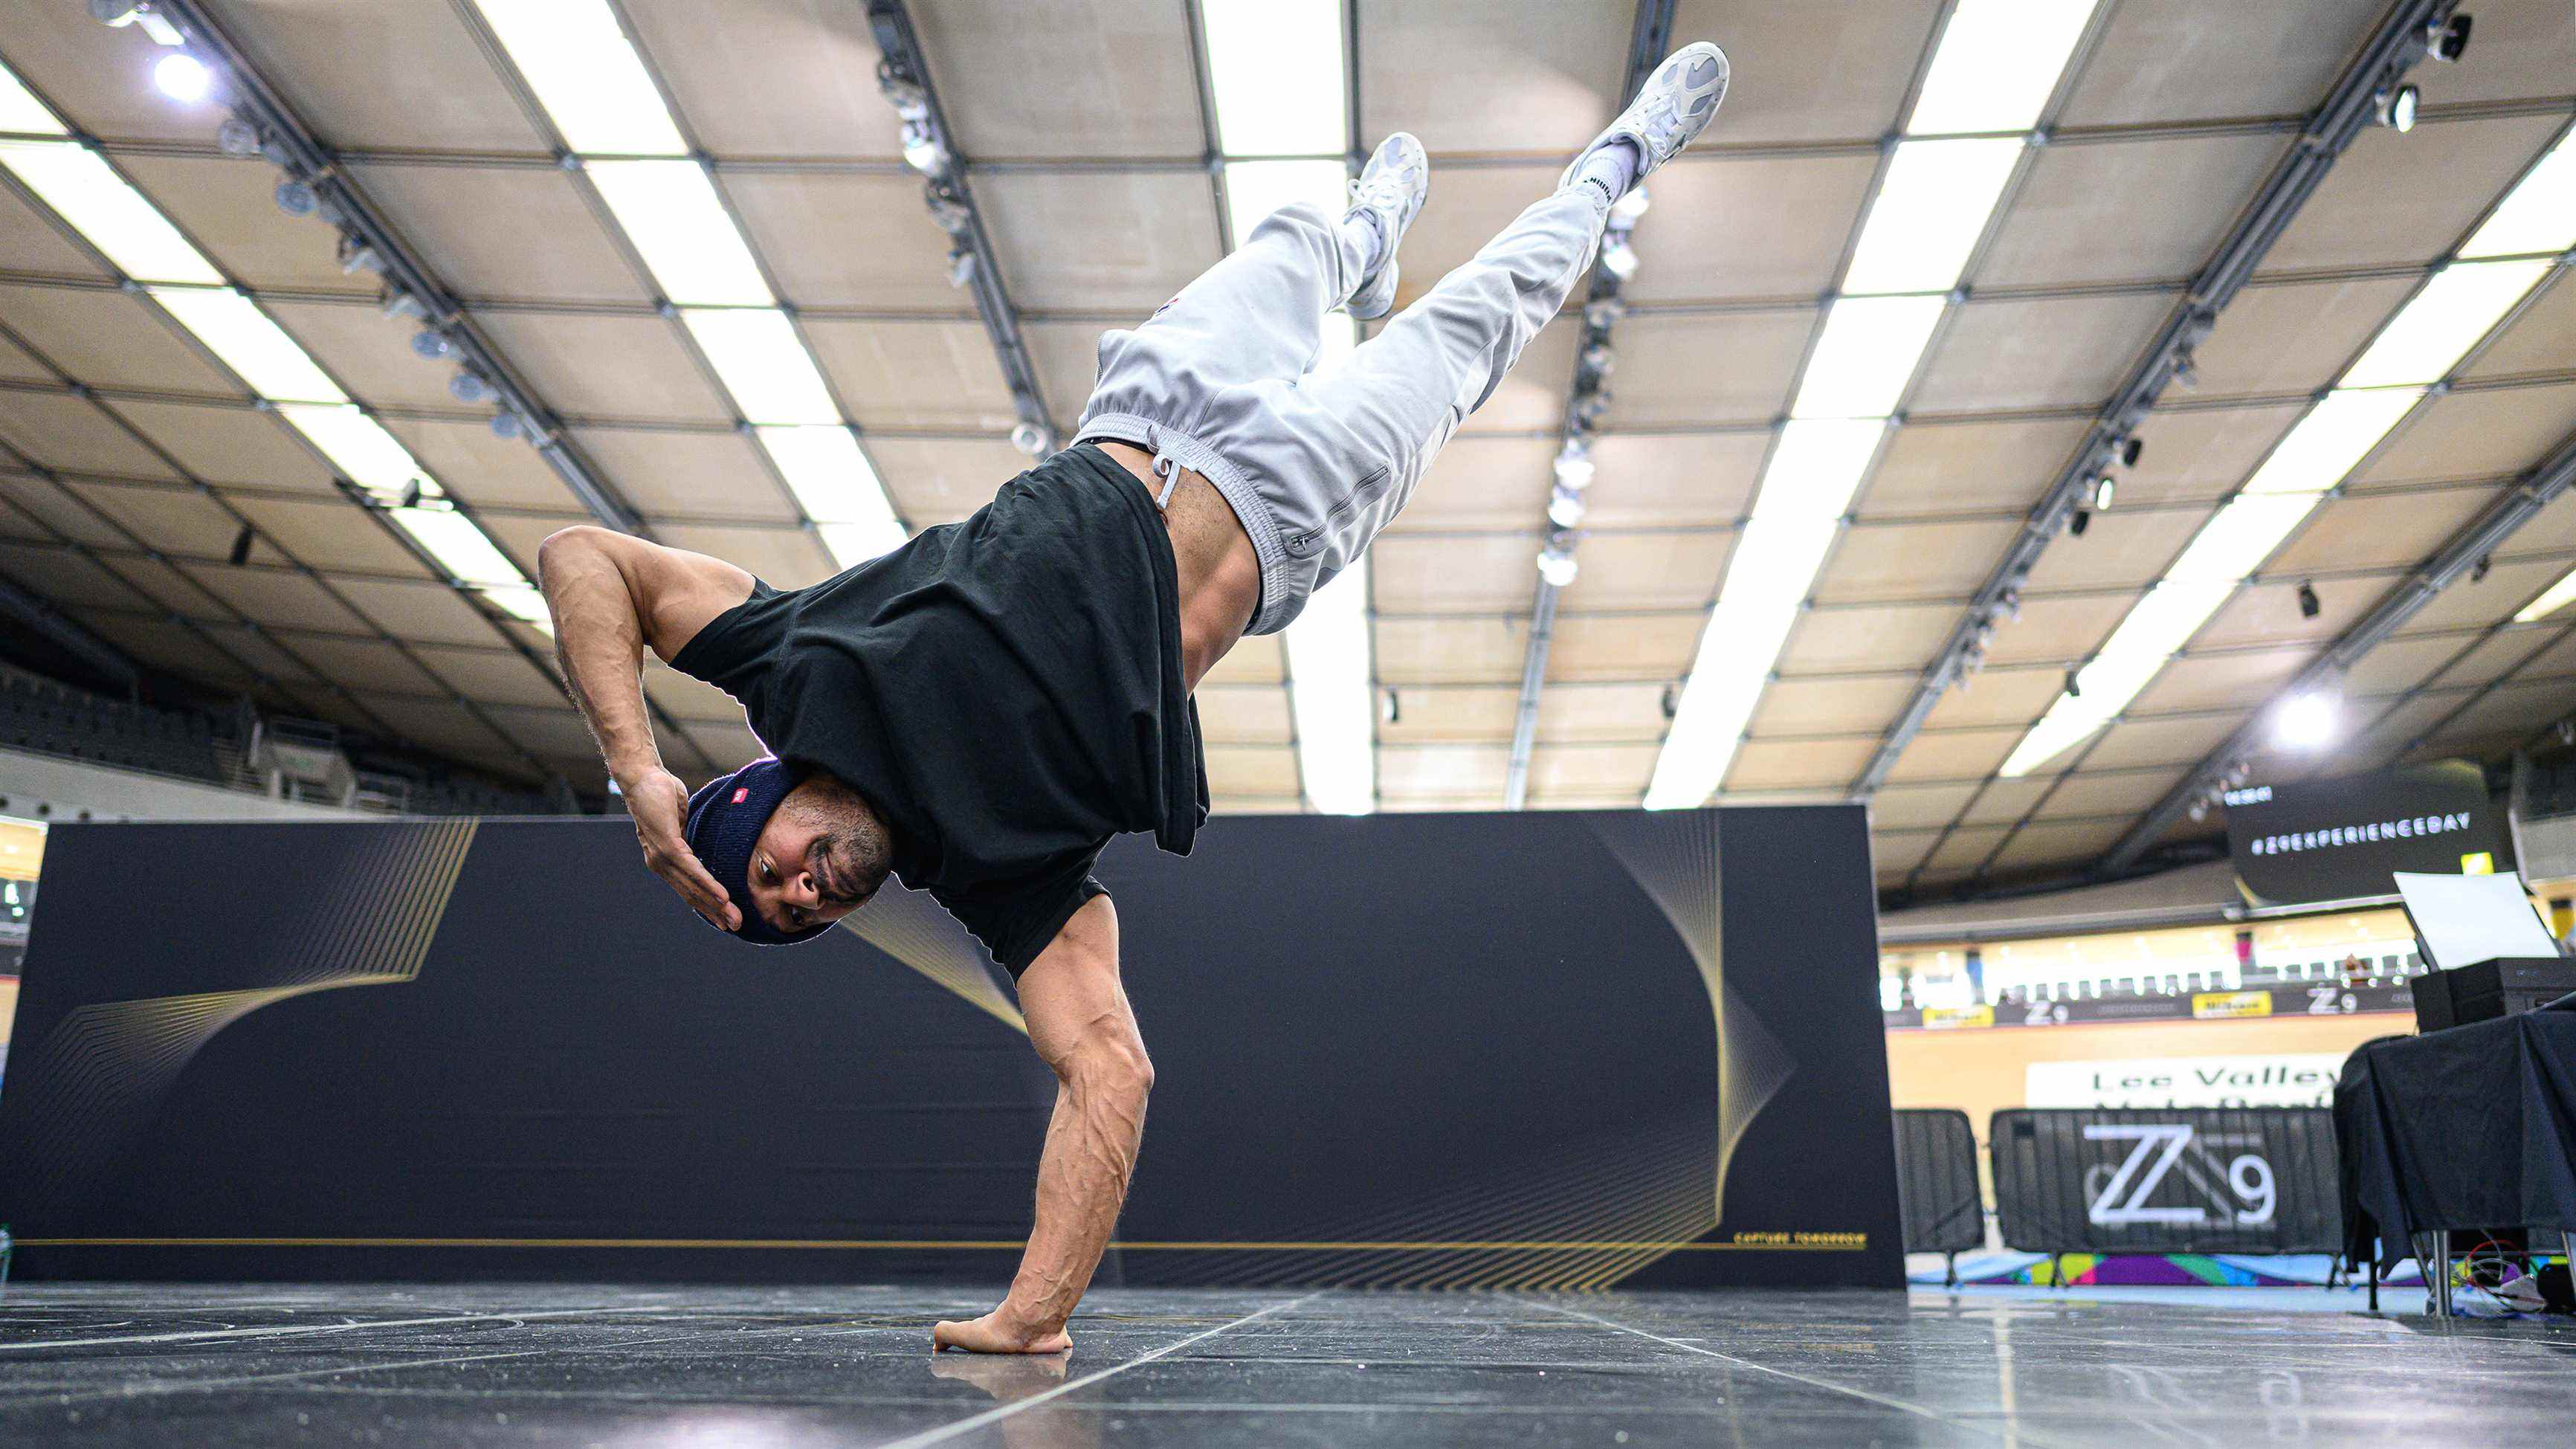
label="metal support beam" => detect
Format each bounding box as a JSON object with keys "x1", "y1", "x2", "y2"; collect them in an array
[
  {"x1": 2101, "y1": 422, "x2": 2576, "y2": 875},
  {"x1": 1849, "y1": 0, "x2": 2458, "y2": 798},
  {"x1": 0, "y1": 571, "x2": 141, "y2": 697},
  {"x1": 152, "y1": 0, "x2": 648, "y2": 537},
  {"x1": 1501, "y1": 0, "x2": 1674, "y2": 809},
  {"x1": 865, "y1": 0, "x2": 1057, "y2": 456}
]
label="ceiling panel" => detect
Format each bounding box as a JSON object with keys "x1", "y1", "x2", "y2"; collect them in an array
[
  {"x1": 2117, "y1": 402, "x2": 2308, "y2": 507},
  {"x1": 2269, "y1": 485, "x2": 2496, "y2": 575},
  {"x1": 2465, "y1": 271, "x2": 2576, "y2": 381},
  {"x1": 2194, "y1": 575, "x2": 2384, "y2": 651},
  {"x1": 1358, "y1": 0, "x2": 1624, "y2": 154},
  {"x1": 1584, "y1": 433, "x2": 1766, "y2": 528},
  {"x1": 0, "y1": 3, "x2": 233, "y2": 143},
  {"x1": 1528, "y1": 743, "x2": 1656, "y2": 796},
  {"x1": 1779, "y1": 602, "x2": 1960, "y2": 674},
  {"x1": 1387, "y1": 436, "x2": 1554, "y2": 534},
  {"x1": 278, "y1": 638, "x2": 447, "y2": 703},
  {"x1": 2342, "y1": 631, "x2": 2479, "y2": 696},
  {"x1": 802, "y1": 318, "x2": 1018, "y2": 434},
  {"x1": 1555, "y1": 531, "x2": 1731, "y2": 611},
  {"x1": 473, "y1": 312, "x2": 735, "y2": 425},
  {"x1": 2432, "y1": 627, "x2": 2560, "y2": 689},
  {"x1": 566, "y1": 427, "x2": 795, "y2": 524},
  {"x1": 1870, "y1": 781, "x2": 1981, "y2": 833},
  {"x1": 1986, "y1": 817, "x2": 2129, "y2": 876},
  {"x1": 1205, "y1": 744, "x2": 1300, "y2": 798},
  {"x1": 1749, "y1": 674, "x2": 1918, "y2": 737},
  {"x1": 1613, "y1": 311, "x2": 1810, "y2": 426},
  {"x1": 2082, "y1": 714, "x2": 2241, "y2": 769},
  {"x1": 1920, "y1": 824, "x2": 2014, "y2": 880},
  {"x1": 0, "y1": 179, "x2": 115, "y2": 280},
  {"x1": 1873, "y1": 827, "x2": 1944, "y2": 875},
  {"x1": 1372, "y1": 533, "x2": 1539, "y2": 616},
  {"x1": 72, "y1": 480, "x2": 242, "y2": 558},
  {"x1": 332, "y1": 575, "x2": 517, "y2": 649},
  {"x1": 979, "y1": 172, "x2": 1221, "y2": 312},
  {"x1": 1194, "y1": 685, "x2": 1292, "y2": 746},
  {"x1": 1978, "y1": 134, "x2": 2286, "y2": 289},
  {"x1": 1547, "y1": 612, "x2": 1708, "y2": 682},
  {"x1": 116, "y1": 153, "x2": 361, "y2": 294},
  {"x1": 2260, "y1": 114, "x2": 2565, "y2": 274},
  {"x1": 481, "y1": 705, "x2": 601, "y2": 764},
  {"x1": 1462, "y1": 326, "x2": 1577, "y2": 437},
  {"x1": 408, "y1": 644, "x2": 564, "y2": 709},
  {"x1": 2409, "y1": 0, "x2": 2576, "y2": 109},
  {"x1": 721, "y1": 172, "x2": 964, "y2": 309},
  {"x1": 1885, "y1": 726, "x2": 2023, "y2": 784},
  {"x1": 2394, "y1": 555, "x2": 2572, "y2": 636},
  {"x1": 2059, "y1": 0, "x2": 2379, "y2": 126},
  {"x1": 1201, "y1": 631, "x2": 1283, "y2": 687},
  {"x1": 1620, "y1": 155, "x2": 1876, "y2": 303},
  {"x1": 1815, "y1": 518, "x2": 2020, "y2": 604},
  {"x1": 2192, "y1": 274, "x2": 2421, "y2": 397},
  {"x1": 2357, "y1": 384, "x2": 2576, "y2": 487},
  {"x1": 1378, "y1": 684, "x2": 1513, "y2": 746},
  {"x1": 1918, "y1": 665, "x2": 2069, "y2": 732},
  {"x1": 104, "y1": 399, "x2": 335, "y2": 492},
  {"x1": 1911, "y1": 291, "x2": 2172, "y2": 414},
  {"x1": 622, "y1": 0, "x2": 898, "y2": 160},
  {"x1": 1985, "y1": 593, "x2": 2139, "y2": 667},
  {"x1": 1378, "y1": 743, "x2": 1510, "y2": 801},
  {"x1": 0, "y1": 471, "x2": 124, "y2": 549},
  {"x1": 653, "y1": 522, "x2": 835, "y2": 591},
  {"x1": 1725, "y1": 735, "x2": 1878, "y2": 791},
  {"x1": 2038, "y1": 767, "x2": 2190, "y2": 821},
  {"x1": 870, "y1": 437, "x2": 1028, "y2": 529},
  {"x1": 2131, "y1": 647, "x2": 2314, "y2": 714},
  {"x1": 1958, "y1": 775, "x2": 2062, "y2": 827},
  {"x1": 916, "y1": 0, "x2": 1198, "y2": 158},
  {"x1": 1536, "y1": 682, "x2": 1668, "y2": 743},
  {"x1": 226, "y1": 494, "x2": 433, "y2": 577},
  {"x1": 349, "y1": 164, "x2": 645, "y2": 306},
  {"x1": 645, "y1": 657, "x2": 752, "y2": 725},
  {"x1": 223, "y1": 0, "x2": 550, "y2": 152},
  {"x1": 0, "y1": 285, "x2": 239, "y2": 395},
  {"x1": 266, "y1": 299, "x2": 462, "y2": 410},
  {"x1": 0, "y1": 540, "x2": 153, "y2": 610},
  {"x1": 83, "y1": 613, "x2": 255, "y2": 687},
  {"x1": 1384, "y1": 165, "x2": 1567, "y2": 315},
  {"x1": 381, "y1": 416, "x2": 581, "y2": 512},
  {"x1": 178, "y1": 565, "x2": 372, "y2": 637},
  {"x1": 1375, "y1": 615, "x2": 1529, "y2": 685},
  {"x1": 0, "y1": 390, "x2": 181, "y2": 480},
  {"x1": 682, "y1": 719, "x2": 766, "y2": 772},
  {"x1": 1859, "y1": 416, "x2": 2087, "y2": 517},
  {"x1": 2020, "y1": 505, "x2": 2206, "y2": 595}
]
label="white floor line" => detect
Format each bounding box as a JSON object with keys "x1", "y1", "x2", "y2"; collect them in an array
[
  {"x1": 1524, "y1": 1297, "x2": 2050, "y2": 1446},
  {"x1": 0, "y1": 1305, "x2": 671, "y2": 1353},
  {"x1": 877, "y1": 1291, "x2": 1320, "y2": 1449}
]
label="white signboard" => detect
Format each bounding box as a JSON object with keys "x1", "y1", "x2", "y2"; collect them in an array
[{"x1": 2026, "y1": 1054, "x2": 2349, "y2": 1109}]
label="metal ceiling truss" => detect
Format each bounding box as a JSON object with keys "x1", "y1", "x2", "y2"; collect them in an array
[
  {"x1": 1849, "y1": 0, "x2": 2464, "y2": 799},
  {"x1": 863, "y1": 0, "x2": 1056, "y2": 456},
  {"x1": 2102, "y1": 422, "x2": 2576, "y2": 875},
  {"x1": 1500, "y1": 0, "x2": 1675, "y2": 810}
]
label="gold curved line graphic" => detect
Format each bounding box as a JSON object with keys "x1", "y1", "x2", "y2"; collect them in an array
[{"x1": 838, "y1": 880, "x2": 1026, "y2": 1034}]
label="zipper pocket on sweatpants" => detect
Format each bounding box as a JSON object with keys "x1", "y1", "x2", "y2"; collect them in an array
[{"x1": 1286, "y1": 465, "x2": 1392, "y2": 556}]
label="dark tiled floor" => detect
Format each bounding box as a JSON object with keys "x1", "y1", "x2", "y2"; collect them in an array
[{"x1": 0, "y1": 1282, "x2": 2570, "y2": 1446}]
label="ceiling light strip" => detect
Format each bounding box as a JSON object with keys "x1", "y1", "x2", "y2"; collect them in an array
[
  {"x1": 1644, "y1": 0, "x2": 2101, "y2": 809},
  {"x1": 1998, "y1": 127, "x2": 2576, "y2": 781},
  {"x1": 468, "y1": 0, "x2": 900, "y2": 570},
  {"x1": 0, "y1": 61, "x2": 547, "y2": 630},
  {"x1": 1198, "y1": 0, "x2": 1372, "y2": 813}
]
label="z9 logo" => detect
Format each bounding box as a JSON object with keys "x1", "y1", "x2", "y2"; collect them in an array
[{"x1": 2081, "y1": 1123, "x2": 2277, "y2": 1227}]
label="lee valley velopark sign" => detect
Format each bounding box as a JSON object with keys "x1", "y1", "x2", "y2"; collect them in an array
[
  {"x1": 2024, "y1": 1054, "x2": 2351, "y2": 1109},
  {"x1": 2221, "y1": 758, "x2": 2502, "y2": 907}
]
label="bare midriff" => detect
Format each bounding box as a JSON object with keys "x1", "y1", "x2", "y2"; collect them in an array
[{"x1": 1092, "y1": 439, "x2": 1260, "y2": 691}]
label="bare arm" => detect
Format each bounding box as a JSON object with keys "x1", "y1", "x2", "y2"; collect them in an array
[
  {"x1": 537, "y1": 525, "x2": 755, "y2": 929},
  {"x1": 934, "y1": 894, "x2": 1150, "y2": 1353}
]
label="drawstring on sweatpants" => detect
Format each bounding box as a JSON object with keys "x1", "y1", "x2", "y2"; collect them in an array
[{"x1": 1146, "y1": 425, "x2": 1183, "y2": 510}]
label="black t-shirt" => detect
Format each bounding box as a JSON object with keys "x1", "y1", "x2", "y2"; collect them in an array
[{"x1": 669, "y1": 444, "x2": 1208, "y2": 974}]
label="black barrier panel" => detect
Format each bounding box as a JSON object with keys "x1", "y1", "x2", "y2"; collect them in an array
[
  {"x1": 1893, "y1": 1109, "x2": 1983, "y2": 1255},
  {"x1": 0, "y1": 807, "x2": 1901, "y2": 1289},
  {"x1": 1991, "y1": 1108, "x2": 2342, "y2": 1255}
]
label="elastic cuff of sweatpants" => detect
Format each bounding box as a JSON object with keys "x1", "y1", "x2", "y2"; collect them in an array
[{"x1": 1074, "y1": 414, "x2": 1292, "y2": 636}]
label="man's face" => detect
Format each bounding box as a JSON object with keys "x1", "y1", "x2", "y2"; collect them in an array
[{"x1": 746, "y1": 805, "x2": 879, "y2": 935}]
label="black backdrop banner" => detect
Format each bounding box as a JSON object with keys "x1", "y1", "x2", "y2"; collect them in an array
[
  {"x1": 1990, "y1": 1108, "x2": 2343, "y2": 1255},
  {"x1": 2222, "y1": 759, "x2": 2502, "y2": 907},
  {"x1": 0, "y1": 807, "x2": 1899, "y2": 1289}
]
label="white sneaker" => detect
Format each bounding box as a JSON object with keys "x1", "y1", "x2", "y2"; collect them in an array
[
  {"x1": 1346, "y1": 132, "x2": 1427, "y2": 321},
  {"x1": 1560, "y1": 42, "x2": 1730, "y2": 193}
]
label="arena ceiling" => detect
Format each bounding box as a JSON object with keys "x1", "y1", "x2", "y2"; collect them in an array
[{"x1": 0, "y1": 0, "x2": 2570, "y2": 899}]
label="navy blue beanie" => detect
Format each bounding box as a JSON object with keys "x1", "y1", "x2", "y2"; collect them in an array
[{"x1": 683, "y1": 757, "x2": 831, "y2": 946}]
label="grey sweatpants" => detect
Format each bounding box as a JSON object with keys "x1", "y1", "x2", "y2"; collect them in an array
[{"x1": 1074, "y1": 184, "x2": 1612, "y2": 635}]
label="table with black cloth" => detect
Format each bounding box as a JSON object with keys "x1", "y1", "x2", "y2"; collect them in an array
[{"x1": 2334, "y1": 1011, "x2": 2576, "y2": 1308}]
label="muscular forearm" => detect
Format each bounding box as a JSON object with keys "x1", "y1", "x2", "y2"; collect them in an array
[
  {"x1": 1005, "y1": 1062, "x2": 1149, "y2": 1332},
  {"x1": 538, "y1": 530, "x2": 660, "y2": 781}
]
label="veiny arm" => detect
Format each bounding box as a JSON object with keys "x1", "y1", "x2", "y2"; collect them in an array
[
  {"x1": 934, "y1": 894, "x2": 1151, "y2": 1353},
  {"x1": 537, "y1": 524, "x2": 755, "y2": 929}
]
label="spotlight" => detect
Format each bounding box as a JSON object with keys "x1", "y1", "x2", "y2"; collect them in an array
[
  {"x1": 1600, "y1": 237, "x2": 1640, "y2": 280},
  {"x1": 336, "y1": 233, "x2": 384, "y2": 275},
  {"x1": 2429, "y1": 13, "x2": 2472, "y2": 62},
  {"x1": 946, "y1": 247, "x2": 976, "y2": 288},
  {"x1": 1009, "y1": 419, "x2": 1048, "y2": 458},
  {"x1": 1661, "y1": 682, "x2": 1679, "y2": 720},
  {"x1": 1572, "y1": 390, "x2": 1613, "y2": 423},
  {"x1": 153, "y1": 52, "x2": 210, "y2": 103},
  {"x1": 1608, "y1": 185, "x2": 1651, "y2": 226},
  {"x1": 2117, "y1": 435, "x2": 2143, "y2": 468},
  {"x1": 379, "y1": 287, "x2": 427, "y2": 321},
  {"x1": 1381, "y1": 688, "x2": 1400, "y2": 725},
  {"x1": 2064, "y1": 666, "x2": 2082, "y2": 700},
  {"x1": 1554, "y1": 446, "x2": 1595, "y2": 491},
  {"x1": 1547, "y1": 486, "x2": 1586, "y2": 529},
  {"x1": 274, "y1": 179, "x2": 317, "y2": 217},
  {"x1": 1583, "y1": 297, "x2": 1627, "y2": 329},
  {"x1": 2068, "y1": 508, "x2": 2090, "y2": 537},
  {"x1": 227, "y1": 524, "x2": 254, "y2": 567},
  {"x1": 899, "y1": 120, "x2": 949, "y2": 176},
  {"x1": 2092, "y1": 474, "x2": 2115, "y2": 511},
  {"x1": 2274, "y1": 692, "x2": 2337, "y2": 748},
  {"x1": 2297, "y1": 580, "x2": 2320, "y2": 619},
  {"x1": 216, "y1": 116, "x2": 261, "y2": 155},
  {"x1": 1536, "y1": 546, "x2": 1578, "y2": 587},
  {"x1": 2471, "y1": 553, "x2": 2493, "y2": 584},
  {"x1": 2375, "y1": 83, "x2": 2419, "y2": 132},
  {"x1": 2189, "y1": 797, "x2": 2209, "y2": 823},
  {"x1": 449, "y1": 369, "x2": 491, "y2": 404},
  {"x1": 1579, "y1": 343, "x2": 1616, "y2": 383},
  {"x1": 410, "y1": 328, "x2": 451, "y2": 361},
  {"x1": 489, "y1": 411, "x2": 523, "y2": 440}
]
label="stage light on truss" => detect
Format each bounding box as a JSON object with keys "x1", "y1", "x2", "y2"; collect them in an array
[
  {"x1": 585, "y1": 159, "x2": 773, "y2": 306},
  {"x1": 1546, "y1": 488, "x2": 1586, "y2": 530},
  {"x1": 2338, "y1": 258, "x2": 2551, "y2": 388},
  {"x1": 682, "y1": 308, "x2": 838, "y2": 425},
  {"x1": 1536, "y1": 541, "x2": 1579, "y2": 585},
  {"x1": 467, "y1": 0, "x2": 685, "y2": 157},
  {"x1": 0, "y1": 140, "x2": 222, "y2": 283},
  {"x1": 2459, "y1": 132, "x2": 2576, "y2": 259},
  {"x1": 1839, "y1": 138, "x2": 2023, "y2": 294},
  {"x1": 1600, "y1": 236, "x2": 1640, "y2": 280},
  {"x1": 1196, "y1": 0, "x2": 1346, "y2": 157},
  {"x1": 1905, "y1": 0, "x2": 2103, "y2": 137},
  {"x1": 2515, "y1": 567, "x2": 2576, "y2": 625},
  {"x1": 753, "y1": 425, "x2": 906, "y2": 567},
  {"x1": 149, "y1": 286, "x2": 346, "y2": 402},
  {"x1": 1790, "y1": 294, "x2": 1946, "y2": 419},
  {"x1": 1553, "y1": 443, "x2": 1595, "y2": 491},
  {"x1": 1283, "y1": 557, "x2": 1375, "y2": 815},
  {"x1": 152, "y1": 53, "x2": 210, "y2": 103},
  {"x1": 2375, "y1": 83, "x2": 2420, "y2": 133}
]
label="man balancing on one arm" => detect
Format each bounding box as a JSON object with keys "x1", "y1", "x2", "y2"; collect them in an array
[{"x1": 537, "y1": 45, "x2": 1728, "y2": 1355}]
